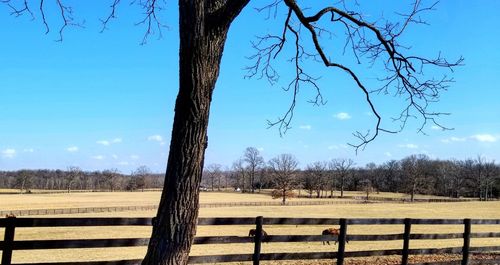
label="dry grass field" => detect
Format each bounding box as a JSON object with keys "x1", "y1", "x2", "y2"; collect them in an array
[
  {"x1": 1, "y1": 191, "x2": 499, "y2": 264},
  {"x1": 0, "y1": 190, "x2": 450, "y2": 211}
]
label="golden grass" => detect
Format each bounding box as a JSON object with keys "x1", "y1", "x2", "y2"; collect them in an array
[
  {"x1": 1, "y1": 193, "x2": 499, "y2": 263},
  {"x1": 0, "y1": 190, "x2": 461, "y2": 211}
]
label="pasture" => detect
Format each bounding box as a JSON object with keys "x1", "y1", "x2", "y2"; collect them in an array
[{"x1": 1, "y1": 191, "x2": 499, "y2": 264}]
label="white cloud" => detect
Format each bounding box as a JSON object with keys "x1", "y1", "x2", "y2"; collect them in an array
[
  {"x1": 257, "y1": 147, "x2": 264, "y2": 152},
  {"x1": 398, "y1": 143, "x2": 418, "y2": 149},
  {"x1": 148, "y1": 135, "x2": 166, "y2": 145},
  {"x1": 384, "y1": 152, "x2": 392, "y2": 157},
  {"x1": 334, "y1": 112, "x2": 351, "y2": 120},
  {"x1": 431, "y1": 125, "x2": 442, "y2": 130},
  {"x1": 2, "y1": 149, "x2": 16, "y2": 158},
  {"x1": 442, "y1": 136, "x2": 467, "y2": 143},
  {"x1": 67, "y1": 146, "x2": 79, "y2": 152},
  {"x1": 299, "y1": 125, "x2": 312, "y2": 130},
  {"x1": 23, "y1": 148, "x2": 34, "y2": 153},
  {"x1": 91, "y1": 155, "x2": 105, "y2": 160},
  {"x1": 148, "y1": 135, "x2": 163, "y2": 142},
  {"x1": 97, "y1": 138, "x2": 122, "y2": 146},
  {"x1": 328, "y1": 145, "x2": 339, "y2": 150},
  {"x1": 471, "y1": 134, "x2": 497, "y2": 143},
  {"x1": 112, "y1": 154, "x2": 118, "y2": 160},
  {"x1": 130, "y1": 155, "x2": 140, "y2": 160},
  {"x1": 117, "y1": 161, "x2": 129, "y2": 166},
  {"x1": 96, "y1": 140, "x2": 110, "y2": 146}
]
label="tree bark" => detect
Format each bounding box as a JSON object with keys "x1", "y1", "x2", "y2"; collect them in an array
[{"x1": 142, "y1": 1, "x2": 249, "y2": 264}]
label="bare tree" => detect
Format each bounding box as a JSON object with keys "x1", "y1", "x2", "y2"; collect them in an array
[
  {"x1": 204, "y1": 164, "x2": 223, "y2": 191},
  {"x1": 65, "y1": 166, "x2": 82, "y2": 193},
  {"x1": 331, "y1": 158, "x2": 355, "y2": 198},
  {"x1": 102, "y1": 168, "x2": 121, "y2": 192},
  {"x1": 401, "y1": 154, "x2": 433, "y2": 202},
  {"x1": 231, "y1": 159, "x2": 247, "y2": 191},
  {"x1": 243, "y1": 147, "x2": 264, "y2": 193},
  {"x1": 133, "y1": 166, "x2": 151, "y2": 192},
  {"x1": 2, "y1": 1, "x2": 462, "y2": 263},
  {"x1": 15, "y1": 169, "x2": 32, "y2": 193},
  {"x1": 268, "y1": 153, "x2": 299, "y2": 204},
  {"x1": 303, "y1": 161, "x2": 328, "y2": 198}
]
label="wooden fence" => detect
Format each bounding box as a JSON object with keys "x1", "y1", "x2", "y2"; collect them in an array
[{"x1": 1, "y1": 217, "x2": 500, "y2": 265}]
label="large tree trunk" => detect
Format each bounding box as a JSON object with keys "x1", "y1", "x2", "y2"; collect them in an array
[{"x1": 142, "y1": 1, "x2": 248, "y2": 264}]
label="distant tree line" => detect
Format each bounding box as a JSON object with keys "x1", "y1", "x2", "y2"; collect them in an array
[
  {"x1": 202, "y1": 148, "x2": 500, "y2": 203},
  {"x1": 0, "y1": 166, "x2": 163, "y2": 192},
  {"x1": 1, "y1": 149, "x2": 498, "y2": 202}
]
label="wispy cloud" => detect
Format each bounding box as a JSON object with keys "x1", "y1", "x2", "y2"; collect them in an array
[
  {"x1": 441, "y1": 136, "x2": 467, "y2": 143},
  {"x1": 299, "y1": 125, "x2": 312, "y2": 130},
  {"x1": 384, "y1": 152, "x2": 392, "y2": 157},
  {"x1": 96, "y1": 140, "x2": 110, "y2": 146},
  {"x1": 117, "y1": 161, "x2": 129, "y2": 166},
  {"x1": 23, "y1": 148, "x2": 34, "y2": 153},
  {"x1": 97, "y1": 138, "x2": 122, "y2": 146},
  {"x1": 431, "y1": 125, "x2": 443, "y2": 130},
  {"x1": 112, "y1": 154, "x2": 118, "y2": 160},
  {"x1": 67, "y1": 146, "x2": 79, "y2": 152},
  {"x1": 91, "y1": 155, "x2": 105, "y2": 160},
  {"x1": 471, "y1": 134, "x2": 497, "y2": 143},
  {"x1": 130, "y1": 155, "x2": 140, "y2": 160},
  {"x1": 334, "y1": 112, "x2": 351, "y2": 120},
  {"x1": 2, "y1": 149, "x2": 16, "y2": 158},
  {"x1": 257, "y1": 147, "x2": 264, "y2": 152},
  {"x1": 148, "y1": 135, "x2": 166, "y2": 145},
  {"x1": 398, "y1": 143, "x2": 419, "y2": 149}
]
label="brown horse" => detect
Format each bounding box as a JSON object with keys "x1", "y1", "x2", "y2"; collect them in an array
[
  {"x1": 248, "y1": 228, "x2": 268, "y2": 238},
  {"x1": 322, "y1": 228, "x2": 348, "y2": 245}
]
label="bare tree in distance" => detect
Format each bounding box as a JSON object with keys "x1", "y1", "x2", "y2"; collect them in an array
[
  {"x1": 330, "y1": 158, "x2": 355, "y2": 198},
  {"x1": 205, "y1": 164, "x2": 223, "y2": 191},
  {"x1": 133, "y1": 166, "x2": 152, "y2": 192},
  {"x1": 2, "y1": 0, "x2": 463, "y2": 263},
  {"x1": 231, "y1": 158, "x2": 247, "y2": 192},
  {"x1": 243, "y1": 147, "x2": 264, "y2": 193},
  {"x1": 303, "y1": 161, "x2": 328, "y2": 198},
  {"x1": 66, "y1": 166, "x2": 82, "y2": 193},
  {"x1": 268, "y1": 153, "x2": 299, "y2": 204}
]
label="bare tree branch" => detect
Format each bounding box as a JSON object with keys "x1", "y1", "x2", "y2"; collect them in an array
[{"x1": 247, "y1": 0, "x2": 463, "y2": 152}]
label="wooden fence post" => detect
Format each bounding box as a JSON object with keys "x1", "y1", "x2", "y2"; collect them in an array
[
  {"x1": 402, "y1": 218, "x2": 412, "y2": 265},
  {"x1": 337, "y1": 218, "x2": 348, "y2": 265},
  {"x1": 1, "y1": 216, "x2": 17, "y2": 265},
  {"x1": 253, "y1": 216, "x2": 264, "y2": 265},
  {"x1": 462, "y1": 218, "x2": 471, "y2": 265}
]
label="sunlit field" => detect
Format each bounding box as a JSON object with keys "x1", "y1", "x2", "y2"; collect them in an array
[
  {"x1": 0, "y1": 191, "x2": 499, "y2": 264},
  {"x1": 0, "y1": 190, "x2": 458, "y2": 211}
]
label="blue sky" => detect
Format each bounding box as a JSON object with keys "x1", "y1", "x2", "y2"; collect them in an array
[{"x1": 1, "y1": 1, "x2": 499, "y2": 173}]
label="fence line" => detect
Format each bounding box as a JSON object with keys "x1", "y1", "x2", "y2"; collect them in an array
[
  {"x1": 0, "y1": 200, "x2": 377, "y2": 217},
  {"x1": 1, "y1": 197, "x2": 483, "y2": 217},
  {"x1": 1, "y1": 217, "x2": 500, "y2": 265}
]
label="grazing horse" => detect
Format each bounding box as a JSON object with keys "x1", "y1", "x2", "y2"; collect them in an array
[
  {"x1": 322, "y1": 228, "x2": 348, "y2": 245},
  {"x1": 248, "y1": 228, "x2": 268, "y2": 238}
]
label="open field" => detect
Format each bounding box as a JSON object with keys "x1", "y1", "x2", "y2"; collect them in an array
[
  {"x1": 0, "y1": 190, "x2": 469, "y2": 211},
  {"x1": 1, "y1": 192, "x2": 499, "y2": 264}
]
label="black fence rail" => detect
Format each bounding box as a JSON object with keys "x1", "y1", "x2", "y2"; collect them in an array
[{"x1": 1, "y1": 217, "x2": 500, "y2": 265}]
